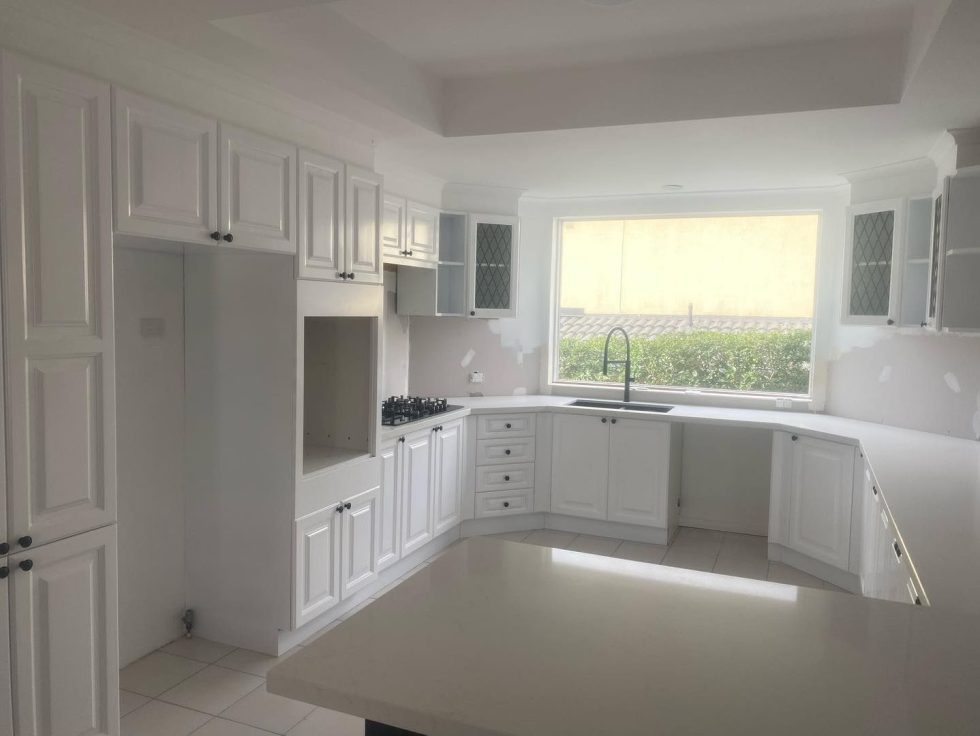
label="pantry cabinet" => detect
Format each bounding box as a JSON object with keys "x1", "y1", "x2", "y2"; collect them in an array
[
  {"x1": 219, "y1": 123, "x2": 296, "y2": 253},
  {"x1": 9, "y1": 525, "x2": 119, "y2": 736},
  {"x1": 770, "y1": 432, "x2": 856, "y2": 571},
  {"x1": 113, "y1": 89, "x2": 218, "y2": 245}
]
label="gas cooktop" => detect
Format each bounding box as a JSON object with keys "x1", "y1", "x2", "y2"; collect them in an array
[{"x1": 381, "y1": 396, "x2": 462, "y2": 427}]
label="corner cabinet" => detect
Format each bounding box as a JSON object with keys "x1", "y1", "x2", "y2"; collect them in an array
[{"x1": 467, "y1": 214, "x2": 519, "y2": 318}]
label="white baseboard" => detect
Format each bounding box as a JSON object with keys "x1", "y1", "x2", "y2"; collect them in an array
[
  {"x1": 768, "y1": 543, "x2": 861, "y2": 593},
  {"x1": 545, "y1": 514, "x2": 671, "y2": 546},
  {"x1": 460, "y1": 514, "x2": 545, "y2": 538},
  {"x1": 679, "y1": 515, "x2": 767, "y2": 537}
]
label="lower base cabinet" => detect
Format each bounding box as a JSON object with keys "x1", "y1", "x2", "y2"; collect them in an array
[
  {"x1": 293, "y1": 486, "x2": 381, "y2": 628},
  {"x1": 551, "y1": 414, "x2": 610, "y2": 519},
  {"x1": 6, "y1": 525, "x2": 119, "y2": 736}
]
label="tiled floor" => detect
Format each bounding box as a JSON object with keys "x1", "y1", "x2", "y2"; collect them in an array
[{"x1": 119, "y1": 529, "x2": 844, "y2": 734}]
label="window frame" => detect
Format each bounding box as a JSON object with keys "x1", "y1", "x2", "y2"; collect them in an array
[{"x1": 547, "y1": 210, "x2": 823, "y2": 408}]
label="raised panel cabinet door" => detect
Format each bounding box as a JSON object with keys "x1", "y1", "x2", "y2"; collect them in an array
[
  {"x1": 433, "y1": 420, "x2": 463, "y2": 535},
  {"x1": 0, "y1": 560, "x2": 12, "y2": 736},
  {"x1": 550, "y1": 413, "x2": 609, "y2": 520},
  {"x1": 219, "y1": 123, "x2": 296, "y2": 253},
  {"x1": 345, "y1": 165, "x2": 383, "y2": 283},
  {"x1": 381, "y1": 194, "x2": 406, "y2": 258},
  {"x1": 1, "y1": 53, "x2": 117, "y2": 548},
  {"x1": 10, "y1": 525, "x2": 119, "y2": 736},
  {"x1": 607, "y1": 419, "x2": 670, "y2": 528},
  {"x1": 377, "y1": 443, "x2": 401, "y2": 572},
  {"x1": 293, "y1": 507, "x2": 341, "y2": 628},
  {"x1": 467, "y1": 213, "x2": 519, "y2": 318},
  {"x1": 113, "y1": 89, "x2": 218, "y2": 245},
  {"x1": 297, "y1": 149, "x2": 345, "y2": 281},
  {"x1": 406, "y1": 201, "x2": 439, "y2": 263},
  {"x1": 859, "y1": 463, "x2": 882, "y2": 597},
  {"x1": 787, "y1": 436, "x2": 856, "y2": 570},
  {"x1": 341, "y1": 486, "x2": 380, "y2": 599},
  {"x1": 400, "y1": 430, "x2": 433, "y2": 555}
]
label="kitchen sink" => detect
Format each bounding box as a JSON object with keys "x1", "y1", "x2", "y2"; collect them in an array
[{"x1": 568, "y1": 399, "x2": 673, "y2": 413}]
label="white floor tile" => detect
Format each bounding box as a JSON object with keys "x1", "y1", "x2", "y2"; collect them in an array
[
  {"x1": 567, "y1": 535, "x2": 622, "y2": 556},
  {"x1": 720, "y1": 532, "x2": 768, "y2": 556},
  {"x1": 221, "y1": 684, "x2": 316, "y2": 734},
  {"x1": 714, "y1": 533, "x2": 768, "y2": 579},
  {"x1": 120, "y1": 699, "x2": 211, "y2": 736},
  {"x1": 712, "y1": 556, "x2": 768, "y2": 581},
  {"x1": 119, "y1": 689, "x2": 150, "y2": 717},
  {"x1": 523, "y1": 529, "x2": 577, "y2": 549},
  {"x1": 766, "y1": 562, "x2": 825, "y2": 590},
  {"x1": 159, "y1": 665, "x2": 264, "y2": 715},
  {"x1": 662, "y1": 544, "x2": 719, "y2": 572},
  {"x1": 488, "y1": 531, "x2": 530, "y2": 542},
  {"x1": 216, "y1": 647, "x2": 300, "y2": 678},
  {"x1": 161, "y1": 637, "x2": 236, "y2": 664},
  {"x1": 611, "y1": 541, "x2": 668, "y2": 564},
  {"x1": 286, "y1": 707, "x2": 364, "y2": 736},
  {"x1": 672, "y1": 526, "x2": 725, "y2": 548},
  {"x1": 192, "y1": 718, "x2": 274, "y2": 736},
  {"x1": 119, "y1": 652, "x2": 207, "y2": 697}
]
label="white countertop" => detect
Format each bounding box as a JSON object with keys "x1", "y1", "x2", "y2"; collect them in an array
[
  {"x1": 383, "y1": 395, "x2": 980, "y2": 616},
  {"x1": 269, "y1": 537, "x2": 980, "y2": 736}
]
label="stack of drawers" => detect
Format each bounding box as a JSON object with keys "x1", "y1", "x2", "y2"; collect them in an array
[{"x1": 474, "y1": 413, "x2": 536, "y2": 517}]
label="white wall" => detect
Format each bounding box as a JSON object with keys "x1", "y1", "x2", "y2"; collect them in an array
[{"x1": 114, "y1": 248, "x2": 186, "y2": 666}]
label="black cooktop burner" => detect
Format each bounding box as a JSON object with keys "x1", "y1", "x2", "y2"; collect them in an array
[{"x1": 381, "y1": 396, "x2": 460, "y2": 427}]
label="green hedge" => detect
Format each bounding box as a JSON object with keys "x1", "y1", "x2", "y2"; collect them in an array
[{"x1": 558, "y1": 330, "x2": 812, "y2": 395}]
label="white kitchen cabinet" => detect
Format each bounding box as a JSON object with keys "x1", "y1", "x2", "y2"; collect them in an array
[
  {"x1": 1, "y1": 558, "x2": 11, "y2": 736},
  {"x1": 396, "y1": 211, "x2": 466, "y2": 316},
  {"x1": 377, "y1": 443, "x2": 401, "y2": 572},
  {"x1": 297, "y1": 149, "x2": 345, "y2": 281},
  {"x1": 401, "y1": 429, "x2": 434, "y2": 555},
  {"x1": 9, "y1": 525, "x2": 119, "y2": 736},
  {"x1": 1, "y1": 52, "x2": 117, "y2": 550},
  {"x1": 345, "y1": 165, "x2": 383, "y2": 284},
  {"x1": 467, "y1": 213, "x2": 519, "y2": 318},
  {"x1": 406, "y1": 201, "x2": 440, "y2": 264},
  {"x1": 293, "y1": 506, "x2": 341, "y2": 628},
  {"x1": 551, "y1": 414, "x2": 609, "y2": 520},
  {"x1": 113, "y1": 89, "x2": 218, "y2": 245},
  {"x1": 770, "y1": 432, "x2": 855, "y2": 571},
  {"x1": 842, "y1": 199, "x2": 904, "y2": 326},
  {"x1": 219, "y1": 123, "x2": 296, "y2": 253},
  {"x1": 382, "y1": 194, "x2": 406, "y2": 258},
  {"x1": 340, "y1": 487, "x2": 380, "y2": 599},
  {"x1": 433, "y1": 420, "x2": 463, "y2": 536},
  {"x1": 859, "y1": 462, "x2": 882, "y2": 597},
  {"x1": 935, "y1": 170, "x2": 980, "y2": 332},
  {"x1": 607, "y1": 419, "x2": 671, "y2": 528}
]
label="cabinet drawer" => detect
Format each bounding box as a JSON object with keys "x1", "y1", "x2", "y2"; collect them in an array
[
  {"x1": 476, "y1": 463, "x2": 534, "y2": 492},
  {"x1": 476, "y1": 437, "x2": 535, "y2": 466},
  {"x1": 475, "y1": 489, "x2": 532, "y2": 518},
  {"x1": 477, "y1": 413, "x2": 535, "y2": 439}
]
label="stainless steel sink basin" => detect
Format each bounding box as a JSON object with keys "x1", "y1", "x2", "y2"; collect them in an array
[{"x1": 568, "y1": 399, "x2": 673, "y2": 413}]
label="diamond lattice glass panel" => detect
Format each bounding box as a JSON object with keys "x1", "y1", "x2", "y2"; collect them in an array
[
  {"x1": 850, "y1": 210, "x2": 894, "y2": 317},
  {"x1": 475, "y1": 223, "x2": 513, "y2": 310}
]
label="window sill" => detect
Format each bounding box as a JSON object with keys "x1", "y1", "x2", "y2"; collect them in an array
[{"x1": 546, "y1": 381, "x2": 817, "y2": 413}]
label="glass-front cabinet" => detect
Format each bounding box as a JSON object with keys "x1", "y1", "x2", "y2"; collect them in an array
[
  {"x1": 468, "y1": 213, "x2": 519, "y2": 318},
  {"x1": 843, "y1": 199, "x2": 904, "y2": 325}
]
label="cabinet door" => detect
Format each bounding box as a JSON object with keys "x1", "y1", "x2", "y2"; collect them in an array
[
  {"x1": 219, "y1": 123, "x2": 296, "y2": 253},
  {"x1": 381, "y1": 194, "x2": 406, "y2": 258},
  {"x1": 468, "y1": 213, "x2": 519, "y2": 318},
  {"x1": 400, "y1": 430, "x2": 433, "y2": 555},
  {"x1": 843, "y1": 199, "x2": 903, "y2": 325},
  {"x1": 10, "y1": 525, "x2": 119, "y2": 736},
  {"x1": 345, "y1": 165, "x2": 383, "y2": 284},
  {"x1": 297, "y1": 149, "x2": 345, "y2": 281},
  {"x1": 293, "y1": 507, "x2": 341, "y2": 628},
  {"x1": 607, "y1": 419, "x2": 670, "y2": 528},
  {"x1": 939, "y1": 172, "x2": 980, "y2": 331},
  {"x1": 113, "y1": 89, "x2": 217, "y2": 245},
  {"x1": 341, "y1": 487, "x2": 379, "y2": 599},
  {"x1": 1, "y1": 53, "x2": 117, "y2": 549},
  {"x1": 433, "y1": 420, "x2": 463, "y2": 536},
  {"x1": 550, "y1": 414, "x2": 609, "y2": 520},
  {"x1": 406, "y1": 201, "x2": 439, "y2": 263},
  {"x1": 377, "y1": 443, "x2": 401, "y2": 572},
  {"x1": 786, "y1": 435, "x2": 855, "y2": 570},
  {"x1": 0, "y1": 558, "x2": 11, "y2": 736},
  {"x1": 859, "y1": 463, "x2": 882, "y2": 597}
]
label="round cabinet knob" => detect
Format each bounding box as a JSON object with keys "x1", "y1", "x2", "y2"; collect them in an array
[
  {"x1": 19, "y1": 560, "x2": 33, "y2": 572},
  {"x1": 611, "y1": 418, "x2": 617, "y2": 424},
  {"x1": 505, "y1": 423, "x2": 512, "y2": 429},
  {"x1": 887, "y1": 319, "x2": 895, "y2": 326},
  {"x1": 210, "y1": 231, "x2": 221, "y2": 241},
  {"x1": 504, "y1": 449, "x2": 511, "y2": 455},
  {"x1": 504, "y1": 475, "x2": 511, "y2": 481},
  {"x1": 601, "y1": 418, "x2": 607, "y2": 423},
  {"x1": 338, "y1": 272, "x2": 348, "y2": 280},
  {"x1": 336, "y1": 504, "x2": 345, "y2": 514},
  {"x1": 347, "y1": 272, "x2": 355, "y2": 280},
  {"x1": 0, "y1": 566, "x2": 8, "y2": 579},
  {"x1": 872, "y1": 486, "x2": 878, "y2": 496},
  {"x1": 791, "y1": 435, "x2": 799, "y2": 442},
  {"x1": 18, "y1": 536, "x2": 32, "y2": 549},
  {"x1": 407, "y1": 250, "x2": 414, "y2": 256},
  {"x1": 470, "y1": 311, "x2": 476, "y2": 316},
  {"x1": 0, "y1": 542, "x2": 8, "y2": 555},
  {"x1": 222, "y1": 233, "x2": 234, "y2": 243},
  {"x1": 503, "y1": 502, "x2": 510, "y2": 508},
  {"x1": 344, "y1": 502, "x2": 352, "y2": 510}
]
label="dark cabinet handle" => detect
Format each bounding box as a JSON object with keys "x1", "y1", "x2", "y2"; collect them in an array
[
  {"x1": 920, "y1": 321, "x2": 928, "y2": 328},
  {"x1": 347, "y1": 272, "x2": 355, "y2": 280},
  {"x1": 611, "y1": 418, "x2": 617, "y2": 424},
  {"x1": 505, "y1": 423, "x2": 512, "y2": 429},
  {"x1": 893, "y1": 541, "x2": 902, "y2": 559},
  {"x1": 18, "y1": 536, "x2": 32, "y2": 549},
  {"x1": 0, "y1": 566, "x2": 7, "y2": 579},
  {"x1": 210, "y1": 231, "x2": 221, "y2": 241},
  {"x1": 872, "y1": 485, "x2": 878, "y2": 496},
  {"x1": 601, "y1": 418, "x2": 607, "y2": 423},
  {"x1": 504, "y1": 475, "x2": 511, "y2": 481},
  {"x1": 470, "y1": 311, "x2": 476, "y2": 316},
  {"x1": 0, "y1": 542, "x2": 8, "y2": 555},
  {"x1": 336, "y1": 504, "x2": 345, "y2": 514},
  {"x1": 914, "y1": 596, "x2": 922, "y2": 606},
  {"x1": 504, "y1": 449, "x2": 511, "y2": 455},
  {"x1": 887, "y1": 319, "x2": 895, "y2": 326},
  {"x1": 19, "y1": 560, "x2": 33, "y2": 572},
  {"x1": 398, "y1": 436, "x2": 405, "y2": 444},
  {"x1": 338, "y1": 272, "x2": 348, "y2": 280},
  {"x1": 503, "y1": 502, "x2": 510, "y2": 508},
  {"x1": 222, "y1": 233, "x2": 234, "y2": 243},
  {"x1": 344, "y1": 502, "x2": 352, "y2": 510},
  {"x1": 791, "y1": 435, "x2": 799, "y2": 441},
  {"x1": 407, "y1": 250, "x2": 414, "y2": 256}
]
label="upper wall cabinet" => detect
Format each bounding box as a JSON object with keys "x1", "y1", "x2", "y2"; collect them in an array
[
  {"x1": 220, "y1": 123, "x2": 296, "y2": 254},
  {"x1": 345, "y1": 165, "x2": 383, "y2": 284},
  {"x1": 381, "y1": 195, "x2": 438, "y2": 268},
  {"x1": 843, "y1": 199, "x2": 904, "y2": 325},
  {"x1": 297, "y1": 148, "x2": 345, "y2": 281},
  {"x1": 382, "y1": 194, "x2": 406, "y2": 259},
  {"x1": 468, "y1": 213, "x2": 519, "y2": 318},
  {"x1": 934, "y1": 170, "x2": 980, "y2": 332},
  {"x1": 113, "y1": 89, "x2": 218, "y2": 245},
  {"x1": 406, "y1": 201, "x2": 440, "y2": 265}
]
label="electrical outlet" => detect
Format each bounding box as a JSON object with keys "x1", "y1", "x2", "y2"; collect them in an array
[{"x1": 469, "y1": 371, "x2": 484, "y2": 384}]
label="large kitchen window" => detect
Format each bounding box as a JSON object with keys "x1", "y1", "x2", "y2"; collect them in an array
[{"x1": 555, "y1": 214, "x2": 819, "y2": 396}]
